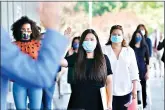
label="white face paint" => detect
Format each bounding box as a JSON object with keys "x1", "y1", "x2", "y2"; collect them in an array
[{"x1": 21, "y1": 23, "x2": 32, "y2": 40}]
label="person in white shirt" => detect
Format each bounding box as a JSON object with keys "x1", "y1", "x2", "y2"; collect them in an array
[{"x1": 102, "y1": 25, "x2": 139, "y2": 110}]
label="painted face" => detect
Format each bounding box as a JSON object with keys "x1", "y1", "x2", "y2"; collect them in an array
[{"x1": 21, "y1": 23, "x2": 32, "y2": 41}]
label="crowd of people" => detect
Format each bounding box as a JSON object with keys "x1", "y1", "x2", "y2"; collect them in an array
[{"x1": 1, "y1": 2, "x2": 164, "y2": 110}]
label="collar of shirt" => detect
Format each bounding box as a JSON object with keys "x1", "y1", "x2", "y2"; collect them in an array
[{"x1": 103, "y1": 45, "x2": 139, "y2": 96}]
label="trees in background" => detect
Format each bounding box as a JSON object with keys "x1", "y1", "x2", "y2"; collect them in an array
[{"x1": 74, "y1": 1, "x2": 164, "y2": 33}]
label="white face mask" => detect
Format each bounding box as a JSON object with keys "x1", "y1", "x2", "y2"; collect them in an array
[{"x1": 141, "y1": 30, "x2": 145, "y2": 36}]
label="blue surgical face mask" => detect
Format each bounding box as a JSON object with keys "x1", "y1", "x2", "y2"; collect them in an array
[
  {"x1": 82, "y1": 41, "x2": 97, "y2": 52},
  {"x1": 73, "y1": 42, "x2": 79, "y2": 49},
  {"x1": 135, "y1": 36, "x2": 142, "y2": 43},
  {"x1": 111, "y1": 35, "x2": 123, "y2": 43}
]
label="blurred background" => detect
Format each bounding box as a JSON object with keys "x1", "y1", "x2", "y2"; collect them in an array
[{"x1": 1, "y1": 1, "x2": 164, "y2": 44}]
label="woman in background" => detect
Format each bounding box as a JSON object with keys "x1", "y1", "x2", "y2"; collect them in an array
[
  {"x1": 136, "y1": 24, "x2": 152, "y2": 57},
  {"x1": 103, "y1": 25, "x2": 139, "y2": 110},
  {"x1": 130, "y1": 30, "x2": 150, "y2": 109}
]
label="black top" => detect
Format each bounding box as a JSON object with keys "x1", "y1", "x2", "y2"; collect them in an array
[
  {"x1": 66, "y1": 54, "x2": 113, "y2": 110},
  {"x1": 65, "y1": 51, "x2": 72, "y2": 58},
  {"x1": 65, "y1": 52, "x2": 77, "y2": 83},
  {"x1": 66, "y1": 54, "x2": 112, "y2": 86},
  {"x1": 157, "y1": 39, "x2": 165, "y2": 63},
  {"x1": 133, "y1": 46, "x2": 149, "y2": 79}
]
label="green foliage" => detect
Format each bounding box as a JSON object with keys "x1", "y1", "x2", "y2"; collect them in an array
[
  {"x1": 74, "y1": 2, "x2": 164, "y2": 33},
  {"x1": 74, "y1": 2, "x2": 89, "y2": 12},
  {"x1": 148, "y1": 27, "x2": 154, "y2": 35},
  {"x1": 120, "y1": 1, "x2": 128, "y2": 9},
  {"x1": 92, "y1": 2, "x2": 112, "y2": 16},
  {"x1": 74, "y1": 2, "x2": 163, "y2": 17},
  {"x1": 142, "y1": 2, "x2": 163, "y2": 9},
  {"x1": 74, "y1": 1, "x2": 129, "y2": 17}
]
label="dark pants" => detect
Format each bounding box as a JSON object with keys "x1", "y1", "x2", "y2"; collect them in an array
[
  {"x1": 112, "y1": 93, "x2": 131, "y2": 110},
  {"x1": 41, "y1": 84, "x2": 55, "y2": 109},
  {"x1": 140, "y1": 79, "x2": 147, "y2": 108}
]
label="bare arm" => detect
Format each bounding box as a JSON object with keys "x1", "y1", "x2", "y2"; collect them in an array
[
  {"x1": 60, "y1": 59, "x2": 68, "y2": 67},
  {"x1": 106, "y1": 75, "x2": 113, "y2": 109},
  {"x1": 132, "y1": 80, "x2": 137, "y2": 99}
]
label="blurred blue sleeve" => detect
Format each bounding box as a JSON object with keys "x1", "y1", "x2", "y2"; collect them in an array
[
  {"x1": 1, "y1": 27, "x2": 69, "y2": 88},
  {"x1": 58, "y1": 66, "x2": 62, "y2": 72}
]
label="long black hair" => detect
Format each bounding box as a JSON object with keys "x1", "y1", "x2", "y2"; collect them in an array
[
  {"x1": 136, "y1": 24, "x2": 148, "y2": 38},
  {"x1": 129, "y1": 30, "x2": 148, "y2": 49},
  {"x1": 130, "y1": 30, "x2": 150, "y2": 66},
  {"x1": 71, "y1": 36, "x2": 80, "y2": 50},
  {"x1": 75, "y1": 29, "x2": 107, "y2": 83},
  {"x1": 11, "y1": 16, "x2": 41, "y2": 41}
]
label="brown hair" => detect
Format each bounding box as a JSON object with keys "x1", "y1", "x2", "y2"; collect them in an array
[
  {"x1": 106, "y1": 25, "x2": 127, "y2": 47},
  {"x1": 136, "y1": 24, "x2": 148, "y2": 38}
]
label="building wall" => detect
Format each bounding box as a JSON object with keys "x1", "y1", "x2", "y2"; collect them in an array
[{"x1": 1, "y1": 2, "x2": 39, "y2": 37}]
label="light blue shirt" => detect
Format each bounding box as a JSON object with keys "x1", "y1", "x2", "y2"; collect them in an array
[{"x1": 0, "y1": 27, "x2": 69, "y2": 110}]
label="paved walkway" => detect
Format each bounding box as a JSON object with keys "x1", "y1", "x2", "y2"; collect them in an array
[
  {"x1": 145, "y1": 57, "x2": 164, "y2": 110},
  {"x1": 148, "y1": 76, "x2": 164, "y2": 110}
]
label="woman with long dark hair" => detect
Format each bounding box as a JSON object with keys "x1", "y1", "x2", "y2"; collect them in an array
[
  {"x1": 66, "y1": 36, "x2": 80, "y2": 57},
  {"x1": 65, "y1": 36, "x2": 81, "y2": 87},
  {"x1": 129, "y1": 30, "x2": 150, "y2": 109},
  {"x1": 61, "y1": 29, "x2": 113, "y2": 110},
  {"x1": 11, "y1": 16, "x2": 42, "y2": 109},
  {"x1": 136, "y1": 24, "x2": 152, "y2": 57},
  {"x1": 103, "y1": 25, "x2": 139, "y2": 110}
]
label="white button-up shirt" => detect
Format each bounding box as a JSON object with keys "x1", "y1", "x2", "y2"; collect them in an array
[{"x1": 102, "y1": 45, "x2": 139, "y2": 96}]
